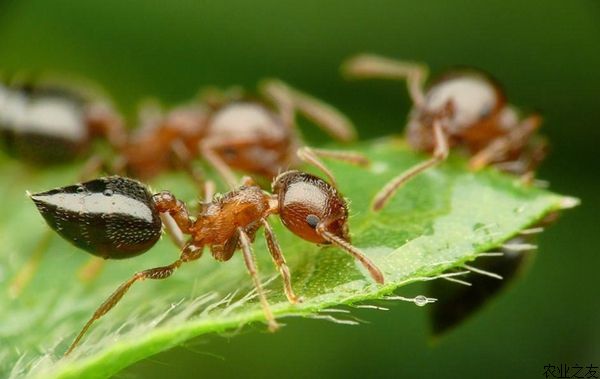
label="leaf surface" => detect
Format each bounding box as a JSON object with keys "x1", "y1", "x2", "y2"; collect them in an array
[{"x1": 0, "y1": 138, "x2": 575, "y2": 379}]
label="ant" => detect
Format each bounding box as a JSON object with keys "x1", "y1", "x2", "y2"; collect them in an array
[
  {"x1": 29, "y1": 165, "x2": 384, "y2": 355},
  {"x1": 119, "y1": 79, "x2": 363, "y2": 190},
  {"x1": 0, "y1": 79, "x2": 125, "y2": 167},
  {"x1": 342, "y1": 54, "x2": 547, "y2": 211},
  {"x1": 9, "y1": 78, "x2": 365, "y2": 296}
]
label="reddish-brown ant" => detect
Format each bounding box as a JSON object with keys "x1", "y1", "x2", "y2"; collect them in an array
[
  {"x1": 9, "y1": 78, "x2": 365, "y2": 296},
  {"x1": 30, "y1": 166, "x2": 384, "y2": 355},
  {"x1": 342, "y1": 54, "x2": 547, "y2": 211},
  {"x1": 118, "y1": 79, "x2": 363, "y2": 189}
]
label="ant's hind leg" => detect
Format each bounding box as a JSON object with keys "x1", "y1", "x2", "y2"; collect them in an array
[
  {"x1": 65, "y1": 243, "x2": 203, "y2": 356},
  {"x1": 372, "y1": 119, "x2": 449, "y2": 211},
  {"x1": 260, "y1": 79, "x2": 357, "y2": 142},
  {"x1": 200, "y1": 140, "x2": 238, "y2": 190},
  {"x1": 86, "y1": 102, "x2": 127, "y2": 149},
  {"x1": 296, "y1": 146, "x2": 370, "y2": 187},
  {"x1": 171, "y1": 139, "x2": 207, "y2": 196},
  {"x1": 79, "y1": 154, "x2": 108, "y2": 181},
  {"x1": 261, "y1": 219, "x2": 301, "y2": 304},
  {"x1": 237, "y1": 227, "x2": 279, "y2": 332},
  {"x1": 341, "y1": 54, "x2": 428, "y2": 108}
]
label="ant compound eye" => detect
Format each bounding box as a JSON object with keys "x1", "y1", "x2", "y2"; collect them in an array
[{"x1": 306, "y1": 214, "x2": 320, "y2": 228}]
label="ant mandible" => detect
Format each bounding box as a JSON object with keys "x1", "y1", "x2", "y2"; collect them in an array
[
  {"x1": 119, "y1": 79, "x2": 364, "y2": 190},
  {"x1": 30, "y1": 162, "x2": 384, "y2": 355},
  {"x1": 342, "y1": 54, "x2": 546, "y2": 211}
]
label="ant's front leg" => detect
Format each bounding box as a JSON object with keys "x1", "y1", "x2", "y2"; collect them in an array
[
  {"x1": 341, "y1": 54, "x2": 429, "y2": 108},
  {"x1": 261, "y1": 219, "x2": 301, "y2": 304},
  {"x1": 372, "y1": 119, "x2": 449, "y2": 211}
]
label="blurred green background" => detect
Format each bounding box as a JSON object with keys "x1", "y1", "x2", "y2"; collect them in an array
[{"x1": 0, "y1": 0, "x2": 598, "y2": 378}]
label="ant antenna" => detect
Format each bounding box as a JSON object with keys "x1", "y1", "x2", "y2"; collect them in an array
[{"x1": 316, "y1": 225, "x2": 384, "y2": 284}]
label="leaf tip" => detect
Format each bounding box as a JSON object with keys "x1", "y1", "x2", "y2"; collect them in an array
[{"x1": 558, "y1": 196, "x2": 580, "y2": 209}]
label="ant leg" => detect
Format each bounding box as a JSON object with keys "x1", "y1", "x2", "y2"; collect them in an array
[
  {"x1": 260, "y1": 79, "x2": 357, "y2": 142},
  {"x1": 204, "y1": 180, "x2": 216, "y2": 201},
  {"x1": 65, "y1": 243, "x2": 204, "y2": 356},
  {"x1": 86, "y1": 102, "x2": 127, "y2": 149},
  {"x1": 79, "y1": 154, "x2": 107, "y2": 181},
  {"x1": 296, "y1": 146, "x2": 337, "y2": 186},
  {"x1": 8, "y1": 230, "x2": 52, "y2": 298},
  {"x1": 198, "y1": 180, "x2": 216, "y2": 214},
  {"x1": 372, "y1": 120, "x2": 449, "y2": 211},
  {"x1": 170, "y1": 139, "x2": 206, "y2": 195},
  {"x1": 160, "y1": 213, "x2": 187, "y2": 249},
  {"x1": 469, "y1": 114, "x2": 542, "y2": 171},
  {"x1": 261, "y1": 219, "x2": 300, "y2": 304},
  {"x1": 258, "y1": 80, "x2": 295, "y2": 127},
  {"x1": 341, "y1": 54, "x2": 428, "y2": 108},
  {"x1": 241, "y1": 176, "x2": 258, "y2": 187},
  {"x1": 237, "y1": 227, "x2": 279, "y2": 331},
  {"x1": 200, "y1": 140, "x2": 238, "y2": 190},
  {"x1": 152, "y1": 191, "x2": 194, "y2": 234},
  {"x1": 296, "y1": 146, "x2": 369, "y2": 186},
  {"x1": 316, "y1": 223, "x2": 384, "y2": 284}
]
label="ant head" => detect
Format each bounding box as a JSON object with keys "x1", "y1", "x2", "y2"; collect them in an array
[
  {"x1": 272, "y1": 170, "x2": 385, "y2": 284},
  {"x1": 272, "y1": 171, "x2": 349, "y2": 244}
]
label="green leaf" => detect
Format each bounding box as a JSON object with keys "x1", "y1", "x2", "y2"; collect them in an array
[{"x1": 0, "y1": 138, "x2": 576, "y2": 379}]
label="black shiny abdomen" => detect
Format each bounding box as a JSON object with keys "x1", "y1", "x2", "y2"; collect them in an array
[
  {"x1": 0, "y1": 84, "x2": 89, "y2": 164},
  {"x1": 30, "y1": 176, "x2": 162, "y2": 259}
]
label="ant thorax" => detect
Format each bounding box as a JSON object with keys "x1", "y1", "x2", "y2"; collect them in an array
[{"x1": 192, "y1": 184, "x2": 273, "y2": 246}]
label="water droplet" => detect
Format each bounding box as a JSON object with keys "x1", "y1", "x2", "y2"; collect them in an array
[
  {"x1": 414, "y1": 295, "x2": 428, "y2": 307},
  {"x1": 104, "y1": 189, "x2": 114, "y2": 197}
]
